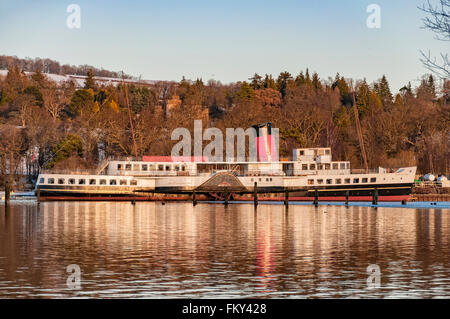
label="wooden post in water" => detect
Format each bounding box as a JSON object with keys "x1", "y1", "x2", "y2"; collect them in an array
[
  {"x1": 345, "y1": 190, "x2": 349, "y2": 206},
  {"x1": 313, "y1": 189, "x2": 318, "y2": 207},
  {"x1": 254, "y1": 182, "x2": 258, "y2": 207},
  {"x1": 224, "y1": 192, "x2": 229, "y2": 207},
  {"x1": 5, "y1": 182, "x2": 10, "y2": 208},
  {"x1": 372, "y1": 188, "x2": 378, "y2": 205},
  {"x1": 192, "y1": 190, "x2": 197, "y2": 206},
  {"x1": 284, "y1": 190, "x2": 289, "y2": 208}
]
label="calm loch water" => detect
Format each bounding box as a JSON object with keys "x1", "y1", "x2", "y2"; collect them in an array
[{"x1": 0, "y1": 201, "x2": 449, "y2": 298}]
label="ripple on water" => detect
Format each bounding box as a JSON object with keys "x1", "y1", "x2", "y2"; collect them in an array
[{"x1": 0, "y1": 202, "x2": 449, "y2": 298}]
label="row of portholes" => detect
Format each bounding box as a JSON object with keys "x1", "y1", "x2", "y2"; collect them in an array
[{"x1": 40, "y1": 177, "x2": 138, "y2": 186}]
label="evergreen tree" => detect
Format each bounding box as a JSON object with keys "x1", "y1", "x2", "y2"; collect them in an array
[
  {"x1": 373, "y1": 75, "x2": 393, "y2": 110},
  {"x1": 311, "y1": 72, "x2": 322, "y2": 91},
  {"x1": 84, "y1": 69, "x2": 96, "y2": 90},
  {"x1": 263, "y1": 74, "x2": 277, "y2": 90},
  {"x1": 295, "y1": 71, "x2": 306, "y2": 86},
  {"x1": 332, "y1": 74, "x2": 352, "y2": 106},
  {"x1": 276, "y1": 71, "x2": 293, "y2": 98},
  {"x1": 235, "y1": 81, "x2": 254, "y2": 102},
  {"x1": 249, "y1": 73, "x2": 262, "y2": 90}
]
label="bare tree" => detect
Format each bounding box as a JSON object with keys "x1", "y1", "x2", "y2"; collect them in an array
[
  {"x1": 419, "y1": 0, "x2": 450, "y2": 79},
  {"x1": 42, "y1": 80, "x2": 71, "y2": 120}
]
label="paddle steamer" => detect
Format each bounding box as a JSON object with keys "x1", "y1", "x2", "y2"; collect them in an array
[{"x1": 36, "y1": 127, "x2": 416, "y2": 202}]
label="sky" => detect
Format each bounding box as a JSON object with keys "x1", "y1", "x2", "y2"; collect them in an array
[{"x1": 0, "y1": 0, "x2": 448, "y2": 91}]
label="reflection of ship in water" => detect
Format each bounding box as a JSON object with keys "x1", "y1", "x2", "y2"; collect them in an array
[
  {"x1": 36, "y1": 123, "x2": 416, "y2": 203},
  {"x1": 1, "y1": 202, "x2": 449, "y2": 297}
]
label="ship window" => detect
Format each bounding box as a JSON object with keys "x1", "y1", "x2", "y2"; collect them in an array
[
  {"x1": 68, "y1": 178, "x2": 75, "y2": 185},
  {"x1": 317, "y1": 164, "x2": 323, "y2": 170},
  {"x1": 100, "y1": 179, "x2": 106, "y2": 185},
  {"x1": 89, "y1": 179, "x2": 96, "y2": 185},
  {"x1": 259, "y1": 178, "x2": 262, "y2": 182},
  {"x1": 362, "y1": 178, "x2": 368, "y2": 183},
  {"x1": 125, "y1": 164, "x2": 131, "y2": 171},
  {"x1": 333, "y1": 163, "x2": 338, "y2": 170},
  {"x1": 39, "y1": 178, "x2": 45, "y2": 183},
  {"x1": 181, "y1": 165, "x2": 186, "y2": 171},
  {"x1": 266, "y1": 178, "x2": 269, "y2": 182},
  {"x1": 302, "y1": 164, "x2": 308, "y2": 170},
  {"x1": 158, "y1": 165, "x2": 164, "y2": 171},
  {"x1": 120, "y1": 180, "x2": 127, "y2": 185},
  {"x1": 78, "y1": 179, "x2": 86, "y2": 185},
  {"x1": 345, "y1": 178, "x2": 351, "y2": 184},
  {"x1": 326, "y1": 179, "x2": 332, "y2": 184},
  {"x1": 117, "y1": 164, "x2": 122, "y2": 170},
  {"x1": 58, "y1": 178, "x2": 65, "y2": 184},
  {"x1": 110, "y1": 179, "x2": 117, "y2": 185},
  {"x1": 353, "y1": 178, "x2": 359, "y2": 183},
  {"x1": 325, "y1": 149, "x2": 330, "y2": 155},
  {"x1": 325, "y1": 163, "x2": 331, "y2": 170},
  {"x1": 300, "y1": 150, "x2": 304, "y2": 155},
  {"x1": 130, "y1": 180, "x2": 137, "y2": 186},
  {"x1": 340, "y1": 163, "x2": 346, "y2": 169},
  {"x1": 310, "y1": 164, "x2": 316, "y2": 170},
  {"x1": 142, "y1": 164, "x2": 148, "y2": 171},
  {"x1": 370, "y1": 178, "x2": 376, "y2": 182},
  {"x1": 319, "y1": 150, "x2": 325, "y2": 155},
  {"x1": 270, "y1": 178, "x2": 272, "y2": 182},
  {"x1": 346, "y1": 163, "x2": 350, "y2": 169},
  {"x1": 336, "y1": 178, "x2": 342, "y2": 184},
  {"x1": 308, "y1": 179, "x2": 314, "y2": 185},
  {"x1": 165, "y1": 165, "x2": 170, "y2": 171},
  {"x1": 317, "y1": 179, "x2": 323, "y2": 185},
  {"x1": 175, "y1": 165, "x2": 180, "y2": 171},
  {"x1": 133, "y1": 164, "x2": 139, "y2": 171}
]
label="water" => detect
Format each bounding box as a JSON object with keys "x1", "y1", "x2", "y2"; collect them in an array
[{"x1": 0, "y1": 201, "x2": 449, "y2": 298}]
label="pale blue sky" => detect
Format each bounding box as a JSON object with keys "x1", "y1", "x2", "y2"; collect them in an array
[{"x1": 0, "y1": 0, "x2": 448, "y2": 91}]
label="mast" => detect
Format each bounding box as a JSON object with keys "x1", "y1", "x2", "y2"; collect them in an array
[
  {"x1": 351, "y1": 87, "x2": 369, "y2": 173},
  {"x1": 122, "y1": 73, "x2": 138, "y2": 157}
]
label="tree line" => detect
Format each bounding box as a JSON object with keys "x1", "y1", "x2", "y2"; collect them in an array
[
  {"x1": 0, "y1": 64, "x2": 448, "y2": 189},
  {"x1": 0, "y1": 55, "x2": 131, "y2": 79}
]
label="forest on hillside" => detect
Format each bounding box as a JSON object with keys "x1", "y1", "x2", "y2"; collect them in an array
[
  {"x1": 0, "y1": 55, "x2": 131, "y2": 79},
  {"x1": 0, "y1": 63, "x2": 449, "y2": 188}
]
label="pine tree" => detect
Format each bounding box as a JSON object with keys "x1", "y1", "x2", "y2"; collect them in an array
[
  {"x1": 311, "y1": 72, "x2": 322, "y2": 91},
  {"x1": 249, "y1": 73, "x2": 262, "y2": 90},
  {"x1": 332, "y1": 74, "x2": 352, "y2": 106},
  {"x1": 235, "y1": 82, "x2": 254, "y2": 102},
  {"x1": 373, "y1": 75, "x2": 393, "y2": 111},
  {"x1": 263, "y1": 74, "x2": 277, "y2": 90},
  {"x1": 295, "y1": 71, "x2": 306, "y2": 86},
  {"x1": 276, "y1": 71, "x2": 293, "y2": 97},
  {"x1": 84, "y1": 69, "x2": 96, "y2": 90}
]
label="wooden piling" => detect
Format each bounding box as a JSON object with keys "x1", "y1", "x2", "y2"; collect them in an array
[
  {"x1": 345, "y1": 190, "x2": 349, "y2": 206},
  {"x1": 313, "y1": 189, "x2": 318, "y2": 207},
  {"x1": 224, "y1": 192, "x2": 229, "y2": 207},
  {"x1": 372, "y1": 188, "x2": 378, "y2": 205},
  {"x1": 284, "y1": 190, "x2": 289, "y2": 207},
  {"x1": 192, "y1": 190, "x2": 197, "y2": 206},
  {"x1": 254, "y1": 182, "x2": 258, "y2": 207},
  {"x1": 5, "y1": 182, "x2": 10, "y2": 208}
]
